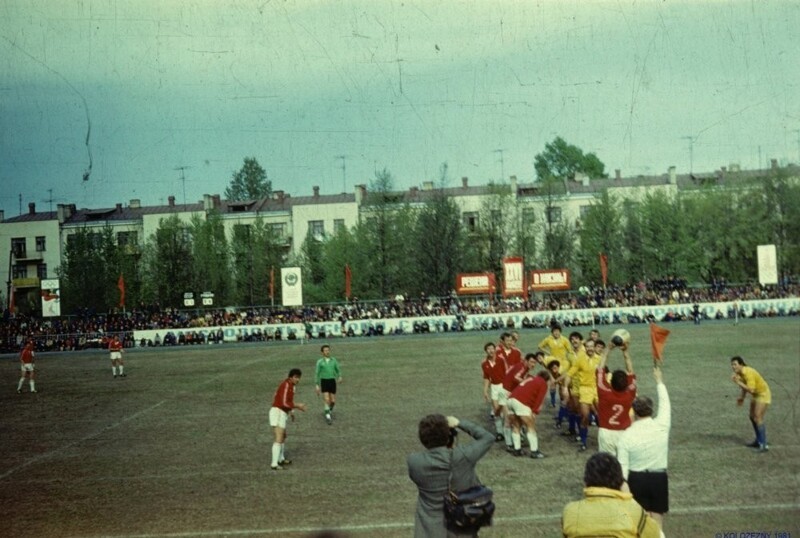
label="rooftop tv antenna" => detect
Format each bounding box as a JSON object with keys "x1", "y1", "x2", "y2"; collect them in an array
[
  {"x1": 681, "y1": 136, "x2": 694, "y2": 173},
  {"x1": 174, "y1": 166, "x2": 191, "y2": 205},
  {"x1": 41, "y1": 189, "x2": 65, "y2": 212},
  {"x1": 493, "y1": 149, "x2": 505, "y2": 181},
  {"x1": 336, "y1": 155, "x2": 347, "y2": 194}
]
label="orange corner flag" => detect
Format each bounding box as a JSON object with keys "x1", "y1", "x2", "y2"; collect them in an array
[{"x1": 650, "y1": 322, "x2": 670, "y2": 362}]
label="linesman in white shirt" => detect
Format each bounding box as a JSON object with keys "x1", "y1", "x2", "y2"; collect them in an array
[{"x1": 617, "y1": 366, "x2": 670, "y2": 532}]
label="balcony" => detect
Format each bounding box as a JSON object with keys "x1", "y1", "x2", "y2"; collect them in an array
[
  {"x1": 12, "y1": 250, "x2": 43, "y2": 262},
  {"x1": 12, "y1": 277, "x2": 40, "y2": 289}
]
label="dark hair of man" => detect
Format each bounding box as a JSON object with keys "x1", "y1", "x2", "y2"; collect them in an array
[
  {"x1": 569, "y1": 331, "x2": 583, "y2": 341},
  {"x1": 610, "y1": 370, "x2": 629, "y2": 392},
  {"x1": 594, "y1": 339, "x2": 605, "y2": 348},
  {"x1": 731, "y1": 356, "x2": 746, "y2": 366},
  {"x1": 288, "y1": 368, "x2": 302, "y2": 378},
  {"x1": 418, "y1": 414, "x2": 451, "y2": 449},
  {"x1": 551, "y1": 323, "x2": 562, "y2": 333},
  {"x1": 500, "y1": 331, "x2": 512, "y2": 341},
  {"x1": 583, "y1": 452, "x2": 625, "y2": 490},
  {"x1": 484, "y1": 342, "x2": 495, "y2": 353},
  {"x1": 632, "y1": 395, "x2": 654, "y2": 417},
  {"x1": 320, "y1": 344, "x2": 330, "y2": 353},
  {"x1": 525, "y1": 352, "x2": 538, "y2": 362},
  {"x1": 536, "y1": 370, "x2": 551, "y2": 381},
  {"x1": 547, "y1": 359, "x2": 560, "y2": 371}
]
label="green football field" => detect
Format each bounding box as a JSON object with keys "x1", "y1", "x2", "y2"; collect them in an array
[{"x1": 1, "y1": 319, "x2": 799, "y2": 537}]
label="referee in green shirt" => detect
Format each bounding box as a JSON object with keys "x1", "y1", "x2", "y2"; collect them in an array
[{"x1": 315, "y1": 344, "x2": 342, "y2": 425}]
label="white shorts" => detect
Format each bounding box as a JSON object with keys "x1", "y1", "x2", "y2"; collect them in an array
[
  {"x1": 110, "y1": 351, "x2": 122, "y2": 360},
  {"x1": 21, "y1": 363, "x2": 34, "y2": 373},
  {"x1": 490, "y1": 383, "x2": 505, "y2": 404},
  {"x1": 598, "y1": 427, "x2": 625, "y2": 455},
  {"x1": 496, "y1": 387, "x2": 510, "y2": 408},
  {"x1": 507, "y1": 398, "x2": 532, "y2": 417},
  {"x1": 269, "y1": 407, "x2": 288, "y2": 428}
]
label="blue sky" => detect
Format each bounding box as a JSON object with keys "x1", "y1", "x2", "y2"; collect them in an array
[{"x1": 2, "y1": 0, "x2": 798, "y2": 214}]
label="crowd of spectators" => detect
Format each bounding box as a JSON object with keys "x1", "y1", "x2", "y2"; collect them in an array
[{"x1": 1, "y1": 278, "x2": 797, "y2": 354}]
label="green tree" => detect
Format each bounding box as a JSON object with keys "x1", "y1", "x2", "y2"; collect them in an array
[
  {"x1": 476, "y1": 183, "x2": 514, "y2": 277},
  {"x1": 140, "y1": 215, "x2": 194, "y2": 308},
  {"x1": 577, "y1": 189, "x2": 624, "y2": 286},
  {"x1": 636, "y1": 191, "x2": 690, "y2": 281},
  {"x1": 359, "y1": 168, "x2": 412, "y2": 298},
  {"x1": 760, "y1": 172, "x2": 800, "y2": 276},
  {"x1": 58, "y1": 226, "x2": 124, "y2": 313},
  {"x1": 190, "y1": 211, "x2": 232, "y2": 305},
  {"x1": 230, "y1": 217, "x2": 286, "y2": 306},
  {"x1": 412, "y1": 164, "x2": 467, "y2": 296},
  {"x1": 225, "y1": 157, "x2": 271, "y2": 201},
  {"x1": 621, "y1": 200, "x2": 646, "y2": 283},
  {"x1": 534, "y1": 136, "x2": 607, "y2": 181}
]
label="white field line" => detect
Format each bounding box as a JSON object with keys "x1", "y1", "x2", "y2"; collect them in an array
[
  {"x1": 0, "y1": 357, "x2": 267, "y2": 482},
  {"x1": 7, "y1": 441, "x2": 800, "y2": 487},
  {"x1": 0, "y1": 399, "x2": 167, "y2": 481},
  {"x1": 83, "y1": 502, "x2": 800, "y2": 538}
]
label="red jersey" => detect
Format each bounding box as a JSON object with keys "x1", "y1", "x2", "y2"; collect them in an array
[
  {"x1": 502, "y1": 361, "x2": 529, "y2": 392},
  {"x1": 109, "y1": 339, "x2": 123, "y2": 352},
  {"x1": 509, "y1": 375, "x2": 548, "y2": 415},
  {"x1": 495, "y1": 344, "x2": 511, "y2": 366},
  {"x1": 596, "y1": 369, "x2": 636, "y2": 430},
  {"x1": 481, "y1": 357, "x2": 506, "y2": 384},
  {"x1": 271, "y1": 378, "x2": 296, "y2": 412},
  {"x1": 505, "y1": 347, "x2": 522, "y2": 369},
  {"x1": 20, "y1": 345, "x2": 34, "y2": 364}
]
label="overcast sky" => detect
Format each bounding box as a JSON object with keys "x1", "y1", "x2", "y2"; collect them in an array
[{"x1": 2, "y1": 0, "x2": 798, "y2": 214}]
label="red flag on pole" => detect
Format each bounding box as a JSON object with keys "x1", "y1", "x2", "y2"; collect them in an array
[
  {"x1": 650, "y1": 322, "x2": 671, "y2": 363},
  {"x1": 117, "y1": 274, "x2": 126, "y2": 308},
  {"x1": 8, "y1": 282, "x2": 15, "y2": 314},
  {"x1": 269, "y1": 267, "x2": 275, "y2": 300},
  {"x1": 599, "y1": 253, "x2": 608, "y2": 288},
  {"x1": 344, "y1": 264, "x2": 352, "y2": 299}
]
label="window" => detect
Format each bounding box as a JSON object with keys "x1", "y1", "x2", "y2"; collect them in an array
[
  {"x1": 463, "y1": 212, "x2": 479, "y2": 232},
  {"x1": 308, "y1": 220, "x2": 325, "y2": 240},
  {"x1": 334, "y1": 219, "x2": 345, "y2": 233},
  {"x1": 233, "y1": 224, "x2": 251, "y2": 241},
  {"x1": 12, "y1": 265, "x2": 27, "y2": 279},
  {"x1": 11, "y1": 238, "x2": 26, "y2": 258},
  {"x1": 117, "y1": 231, "x2": 138, "y2": 246},
  {"x1": 269, "y1": 223, "x2": 286, "y2": 238},
  {"x1": 36, "y1": 236, "x2": 46, "y2": 252},
  {"x1": 89, "y1": 232, "x2": 103, "y2": 249},
  {"x1": 522, "y1": 208, "x2": 535, "y2": 225},
  {"x1": 546, "y1": 206, "x2": 562, "y2": 224},
  {"x1": 37, "y1": 264, "x2": 47, "y2": 279}
]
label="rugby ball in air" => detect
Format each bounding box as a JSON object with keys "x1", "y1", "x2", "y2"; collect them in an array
[{"x1": 611, "y1": 329, "x2": 630, "y2": 346}]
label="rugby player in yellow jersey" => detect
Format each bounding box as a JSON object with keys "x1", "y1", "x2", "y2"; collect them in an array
[
  {"x1": 538, "y1": 323, "x2": 573, "y2": 408},
  {"x1": 730, "y1": 356, "x2": 771, "y2": 452},
  {"x1": 558, "y1": 331, "x2": 585, "y2": 439},
  {"x1": 564, "y1": 337, "x2": 601, "y2": 451}
]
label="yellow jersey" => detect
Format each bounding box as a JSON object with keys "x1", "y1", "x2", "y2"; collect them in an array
[{"x1": 738, "y1": 366, "x2": 771, "y2": 404}]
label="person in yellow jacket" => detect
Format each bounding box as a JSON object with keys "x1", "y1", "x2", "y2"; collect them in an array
[
  {"x1": 562, "y1": 452, "x2": 662, "y2": 538},
  {"x1": 730, "y1": 356, "x2": 771, "y2": 452}
]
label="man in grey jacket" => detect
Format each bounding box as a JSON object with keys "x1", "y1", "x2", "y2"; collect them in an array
[{"x1": 407, "y1": 414, "x2": 494, "y2": 537}]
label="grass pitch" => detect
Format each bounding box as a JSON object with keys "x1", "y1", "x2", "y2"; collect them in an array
[{"x1": 1, "y1": 319, "x2": 799, "y2": 538}]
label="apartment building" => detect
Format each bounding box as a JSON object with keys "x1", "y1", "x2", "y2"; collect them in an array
[{"x1": 1, "y1": 161, "x2": 794, "y2": 314}]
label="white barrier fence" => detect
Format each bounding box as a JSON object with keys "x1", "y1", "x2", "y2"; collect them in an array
[{"x1": 131, "y1": 297, "x2": 799, "y2": 346}]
